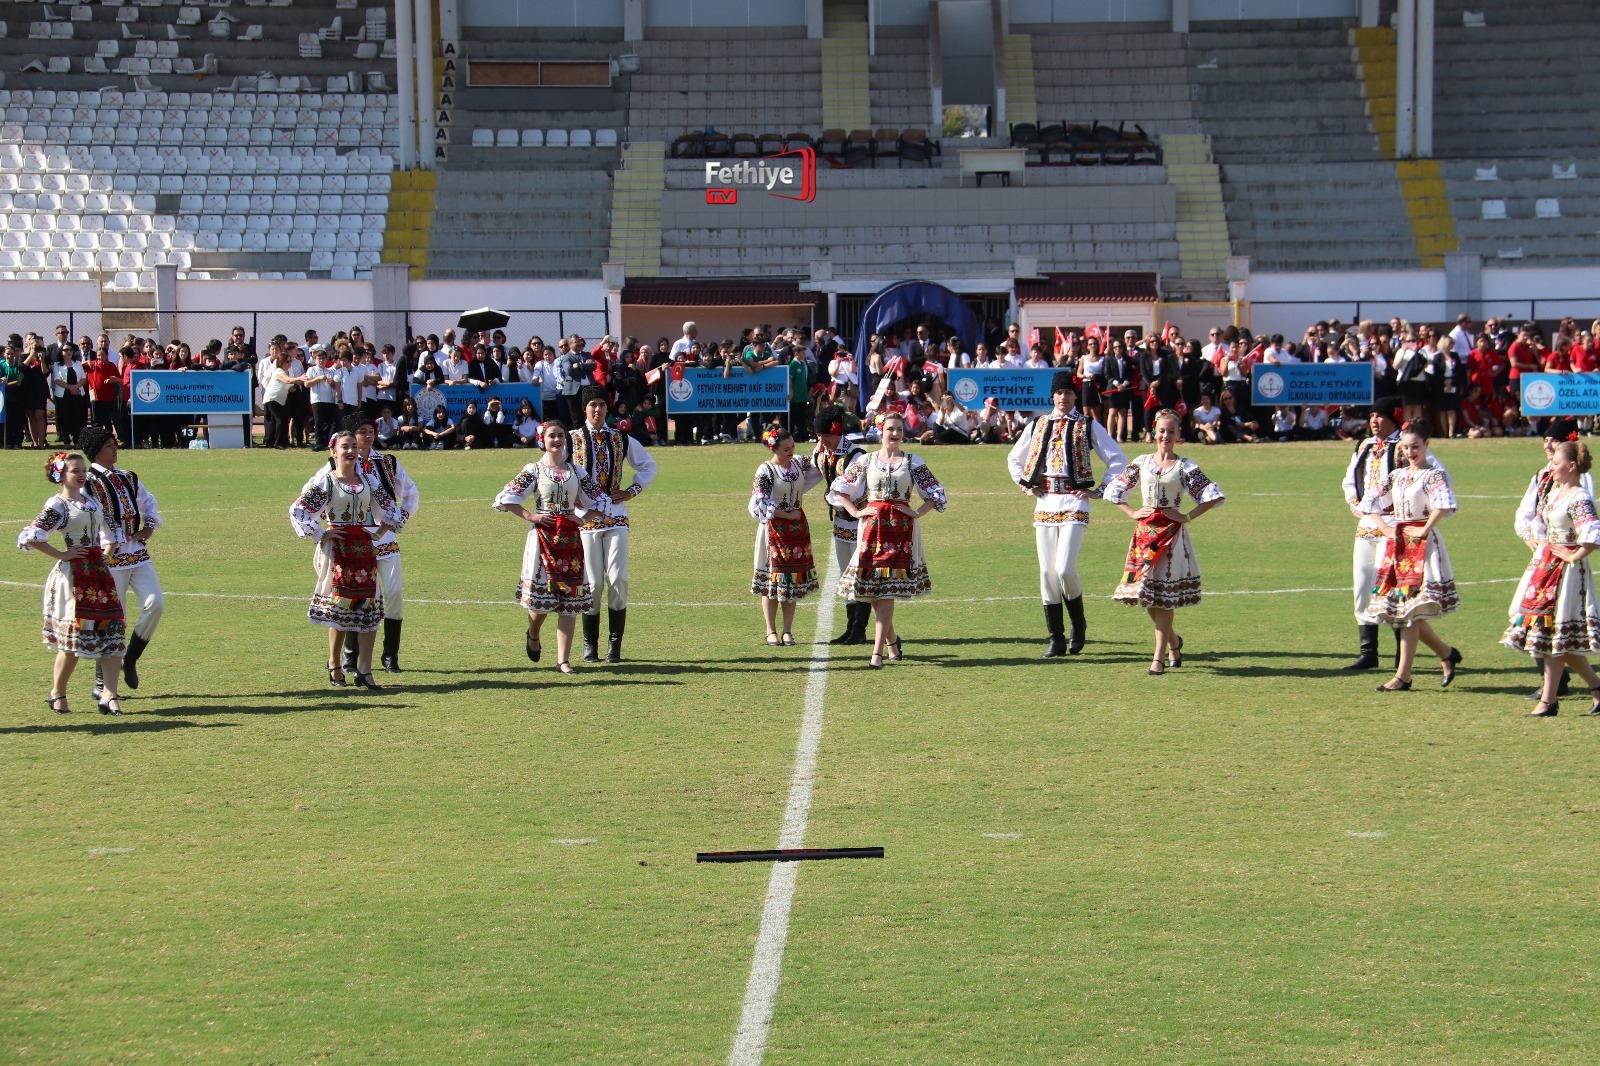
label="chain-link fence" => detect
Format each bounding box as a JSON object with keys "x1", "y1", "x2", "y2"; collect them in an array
[
  {"x1": 1248, "y1": 299, "x2": 1600, "y2": 340},
  {"x1": 0, "y1": 307, "x2": 610, "y2": 353}
]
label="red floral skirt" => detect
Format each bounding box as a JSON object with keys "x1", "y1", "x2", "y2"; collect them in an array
[
  {"x1": 1373, "y1": 522, "x2": 1428, "y2": 601},
  {"x1": 860, "y1": 502, "x2": 913, "y2": 577},
  {"x1": 328, "y1": 525, "x2": 378, "y2": 603},
  {"x1": 1121, "y1": 512, "x2": 1181, "y2": 589},
  {"x1": 70, "y1": 546, "x2": 124, "y2": 624},
  {"x1": 537, "y1": 513, "x2": 586, "y2": 598}
]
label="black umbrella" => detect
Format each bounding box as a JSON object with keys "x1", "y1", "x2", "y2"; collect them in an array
[{"x1": 458, "y1": 307, "x2": 511, "y2": 333}]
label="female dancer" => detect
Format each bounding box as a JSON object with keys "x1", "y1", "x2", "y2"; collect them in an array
[
  {"x1": 290, "y1": 429, "x2": 402, "y2": 688},
  {"x1": 828, "y1": 409, "x2": 947, "y2": 668},
  {"x1": 1512, "y1": 418, "x2": 1596, "y2": 698},
  {"x1": 1105, "y1": 409, "x2": 1225, "y2": 675},
  {"x1": 494, "y1": 421, "x2": 603, "y2": 674},
  {"x1": 1364, "y1": 420, "x2": 1463, "y2": 692},
  {"x1": 749, "y1": 425, "x2": 824, "y2": 646},
  {"x1": 17, "y1": 452, "x2": 126, "y2": 715},
  {"x1": 1504, "y1": 440, "x2": 1600, "y2": 717}
]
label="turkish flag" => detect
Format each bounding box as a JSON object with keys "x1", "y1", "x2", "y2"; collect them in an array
[{"x1": 669, "y1": 362, "x2": 685, "y2": 381}]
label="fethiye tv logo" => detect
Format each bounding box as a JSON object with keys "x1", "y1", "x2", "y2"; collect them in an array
[{"x1": 703, "y1": 147, "x2": 817, "y2": 205}]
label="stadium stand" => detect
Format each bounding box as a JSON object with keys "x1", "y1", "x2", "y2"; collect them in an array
[
  {"x1": 0, "y1": 0, "x2": 400, "y2": 284},
  {"x1": 1429, "y1": 0, "x2": 1600, "y2": 266}
]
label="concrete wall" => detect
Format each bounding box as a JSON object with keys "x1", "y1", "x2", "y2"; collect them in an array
[
  {"x1": 642, "y1": 0, "x2": 806, "y2": 27},
  {"x1": 460, "y1": 0, "x2": 624, "y2": 27},
  {"x1": 621, "y1": 303, "x2": 815, "y2": 346}
]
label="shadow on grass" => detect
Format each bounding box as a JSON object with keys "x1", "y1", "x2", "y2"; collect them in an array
[{"x1": 0, "y1": 719, "x2": 239, "y2": 736}]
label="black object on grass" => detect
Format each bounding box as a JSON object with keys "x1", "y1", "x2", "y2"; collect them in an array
[{"x1": 696, "y1": 846, "x2": 884, "y2": 864}]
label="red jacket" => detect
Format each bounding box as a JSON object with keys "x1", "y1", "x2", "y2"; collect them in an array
[{"x1": 86, "y1": 358, "x2": 121, "y2": 402}]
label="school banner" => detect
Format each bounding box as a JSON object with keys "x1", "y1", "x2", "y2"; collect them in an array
[
  {"x1": 946, "y1": 368, "x2": 1055, "y2": 410},
  {"x1": 666, "y1": 367, "x2": 790, "y2": 413},
  {"x1": 1519, "y1": 373, "x2": 1600, "y2": 417},
  {"x1": 129, "y1": 371, "x2": 253, "y2": 414},
  {"x1": 411, "y1": 382, "x2": 540, "y2": 423},
  {"x1": 1250, "y1": 362, "x2": 1374, "y2": 406}
]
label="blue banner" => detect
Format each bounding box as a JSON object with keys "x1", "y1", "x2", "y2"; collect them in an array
[
  {"x1": 946, "y1": 368, "x2": 1055, "y2": 410},
  {"x1": 1519, "y1": 373, "x2": 1600, "y2": 417},
  {"x1": 130, "y1": 371, "x2": 253, "y2": 414},
  {"x1": 411, "y1": 382, "x2": 540, "y2": 424},
  {"x1": 1250, "y1": 362, "x2": 1374, "y2": 406},
  {"x1": 666, "y1": 367, "x2": 790, "y2": 413}
]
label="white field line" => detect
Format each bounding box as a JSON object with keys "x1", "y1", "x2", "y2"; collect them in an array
[
  {"x1": 0, "y1": 577, "x2": 1521, "y2": 608},
  {"x1": 727, "y1": 552, "x2": 840, "y2": 1066}
]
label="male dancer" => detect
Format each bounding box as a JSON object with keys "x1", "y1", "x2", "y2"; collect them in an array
[
  {"x1": 812, "y1": 404, "x2": 870, "y2": 644},
  {"x1": 1512, "y1": 416, "x2": 1593, "y2": 697},
  {"x1": 1340, "y1": 398, "x2": 1445, "y2": 670},
  {"x1": 571, "y1": 384, "x2": 657, "y2": 663},
  {"x1": 340, "y1": 411, "x2": 420, "y2": 674},
  {"x1": 79, "y1": 425, "x2": 163, "y2": 694},
  {"x1": 1005, "y1": 371, "x2": 1128, "y2": 657}
]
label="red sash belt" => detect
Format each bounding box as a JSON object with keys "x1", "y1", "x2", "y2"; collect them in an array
[
  {"x1": 1373, "y1": 521, "x2": 1428, "y2": 599},
  {"x1": 767, "y1": 510, "x2": 814, "y2": 574},
  {"x1": 1122, "y1": 511, "x2": 1180, "y2": 587},
  {"x1": 861, "y1": 501, "x2": 914, "y2": 576},
  {"x1": 69, "y1": 545, "x2": 123, "y2": 624},
  {"x1": 537, "y1": 513, "x2": 586, "y2": 596},
  {"x1": 329, "y1": 525, "x2": 378, "y2": 602},
  {"x1": 1516, "y1": 544, "x2": 1565, "y2": 627}
]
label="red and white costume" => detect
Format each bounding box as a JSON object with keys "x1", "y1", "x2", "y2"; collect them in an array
[
  {"x1": 827, "y1": 453, "x2": 947, "y2": 601},
  {"x1": 749, "y1": 455, "x2": 824, "y2": 601},
  {"x1": 495, "y1": 461, "x2": 603, "y2": 616},
  {"x1": 17, "y1": 493, "x2": 126, "y2": 659}
]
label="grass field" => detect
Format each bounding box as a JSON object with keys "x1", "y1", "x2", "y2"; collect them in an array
[{"x1": 3, "y1": 436, "x2": 1598, "y2": 1064}]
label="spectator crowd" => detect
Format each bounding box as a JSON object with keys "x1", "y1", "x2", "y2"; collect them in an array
[{"x1": 2, "y1": 311, "x2": 1594, "y2": 452}]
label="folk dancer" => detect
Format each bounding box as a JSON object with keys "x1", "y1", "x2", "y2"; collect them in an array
[
  {"x1": 290, "y1": 428, "x2": 403, "y2": 689},
  {"x1": 495, "y1": 421, "x2": 604, "y2": 675},
  {"x1": 750, "y1": 425, "x2": 824, "y2": 646},
  {"x1": 1503, "y1": 439, "x2": 1600, "y2": 717},
  {"x1": 1364, "y1": 420, "x2": 1463, "y2": 693},
  {"x1": 1005, "y1": 370, "x2": 1128, "y2": 657},
  {"x1": 18, "y1": 451, "x2": 127, "y2": 715},
  {"x1": 812, "y1": 404, "x2": 870, "y2": 644},
  {"x1": 1105, "y1": 409, "x2": 1225, "y2": 676},
  {"x1": 1340, "y1": 398, "x2": 1445, "y2": 671},
  {"x1": 338, "y1": 411, "x2": 420, "y2": 675},
  {"x1": 79, "y1": 425, "x2": 163, "y2": 697},
  {"x1": 828, "y1": 409, "x2": 948, "y2": 669},
  {"x1": 570, "y1": 385, "x2": 658, "y2": 663},
  {"x1": 1512, "y1": 417, "x2": 1596, "y2": 700}
]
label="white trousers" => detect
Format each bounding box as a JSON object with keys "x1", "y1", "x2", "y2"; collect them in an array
[
  {"x1": 378, "y1": 552, "x2": 404, "y2": 620},
  {"x1": 1352, "y1": 536, "x2": 1385, "y2": 622},
  {"x1": 832, "y1": 534, "x2": 855, "y2": 576},
  {"x1": 112, "y1": 560, "x2": 163, "y2": 641},
  {"x1": 581, "y1": 527, "x2": 629, "y2": 613},
  {"x1": 1036, "y1": 522, "x2": 1087, "y2": 604}
]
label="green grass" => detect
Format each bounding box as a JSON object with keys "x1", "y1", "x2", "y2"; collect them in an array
[{"x1": 2, "y1": 437, "x2": 1598, "y2": 1064}]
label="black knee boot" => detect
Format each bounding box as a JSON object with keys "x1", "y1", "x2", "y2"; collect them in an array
[
  {"x1": 122, "y1": 634, "x2": 148, "y2": 690},
  {"x1": 1041, "y1": 602, "x2": 1067, "y2": 658},
  {"x1": 831, "y1": 601, "x2": 856, "y2": 644},
  {"x1": 342, "y1": 629, "x2": 360, "y2": 673},
  {"x1": 1343, "y1": 623, "x2": 1380, "y2": 670},
  {"x1": 1064, "y1": 596, "x2": 1087, "y2": 655},
  {"x1": 381, "y1": 618, "x2": 402, "y2": 673},
  {"x1": 607, "y1": 608, "x2": 626, "y2": 663},
  {"x1": 844, "y1": 601, "x2": 870, "y2": 646},
  {"x1": 582, "y1": 612, "x2": 601, "y2": 663}
]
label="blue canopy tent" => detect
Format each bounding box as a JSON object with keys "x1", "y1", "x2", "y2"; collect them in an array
[{"x1": 850, "y1": 280, "x2": 984, "y2": 409}]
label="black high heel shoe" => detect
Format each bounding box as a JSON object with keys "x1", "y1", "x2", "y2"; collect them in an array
[
  {"x1": 1440, "y1": 647, "x2": 1462, "y2": 688},
  {"x1": 327, "y1": 663, "x2": 347, "y2": 687},
  {"x1": 556, "y1": 660, "x2": 577, "y2": 675},
  {"x1": 886, "y1": 637, "x2": 903, "y2": 662},
  {"x1": 1376, "y1": 678, "x2": 1412, "y2": 692},
  {"x1": 526, "y1": 623, "x2": 541, "y2": 662},
  {"x1": 866, "y1": 651, "x2": 883, "y2": 669},
  {"x1": 1167, "y1": 635, "x2": 1184, "y2": 668},
  {"x1": 98, "y1": 696, "x2": 123, "y2": 716},
  {"x1": 46, "y1": 695, "x2": 69, "y2": 715},
  {"x1": 1148, "y1": 659, "x2": 1166, "y2": 676},
  {"x1": 1585, "y1": 686, "x2": 1600, "y2": 715},
  {"x1": 1527, "y1": 699, "x2": 1559, "y2": 718},
  {"x1": 353, "y1": 671, "x2": 381, "y2": 690}
]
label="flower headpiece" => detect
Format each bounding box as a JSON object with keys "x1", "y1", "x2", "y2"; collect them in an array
[
  {"x1": 761, "y1": 426, "x2": 783, "y2": 451},
  {"x1": 45, "y1": 451, "x2": 71, "y2": 484}
]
